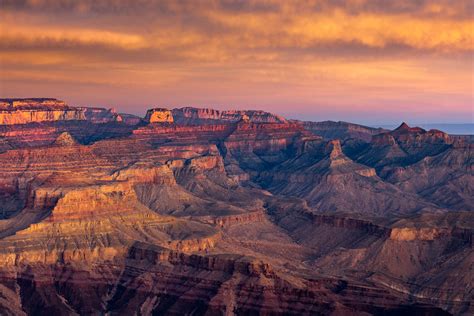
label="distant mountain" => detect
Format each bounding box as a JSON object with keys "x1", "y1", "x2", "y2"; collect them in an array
[
  {"x1": 300, "y1": 120, "x2": 387, "y2": 141},
  {"x1": 376, "y1": 123, "x2": 474, "y2": 135}
]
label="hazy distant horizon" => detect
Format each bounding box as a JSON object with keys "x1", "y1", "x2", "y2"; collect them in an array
[
  {"x1": 284, "y1": 112, "x2": 474, "y2": 127},
  {"x1": 3, "y1": 96, "x2": 472, "y2": 131}
]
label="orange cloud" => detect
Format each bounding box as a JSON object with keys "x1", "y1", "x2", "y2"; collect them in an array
[
  {"x1": 205, "y1": 9, "x2": 473, "y2": 53},
  {"x1": 0, "y1": 0, "x2": 472, "y2": 122},
  {"x1": 1, "y1": 25, "x2": 148, "y2": 50}
]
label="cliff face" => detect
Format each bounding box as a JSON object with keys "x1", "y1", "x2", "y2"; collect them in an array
[
  {"x1": 172, "y1": 107, "x2": 288, "y2": 124},
  {"x1": 79, "y1": 107, "x2": 123, "y2": 123},
  {"x1": 145, "y1": 108, "x2": 174, "y2": 123},
  {"x1": 0, "y1": 102, "x2": 471, "y2": 315},
  {"x1": 0, "y1": 99, "x2": 134, "y2": 126},
  {"x1": 0, "y1": 98, "x2": 68, "y2": 110},
  {"x1": 0, "y1": 98, "x2": 85, "y2": 125},
  {"x1": 0, "y1": 107, "x2": 85, "y2": 125}
]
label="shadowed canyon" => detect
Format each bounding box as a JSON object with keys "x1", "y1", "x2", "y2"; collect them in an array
[{"x1": 0, "y1": 98, "x2": 471, "y2": 315}]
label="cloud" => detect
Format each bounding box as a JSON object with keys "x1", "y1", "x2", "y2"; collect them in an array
[
  {"x1": 0, "y1": 0, "x2": 472, "y2": 122},
  {"x1": 202, "y1": 7, "x2": 473, "y2": 53},
  {"x1": 0, "y1": 25, "x2": 148, "y2": 50},
  {"x1": 3, "y1": 0, "x2": 473, "y2": 20},
  {"x1": 1, "y1": 1, "x2": 472, "y2": 59}
]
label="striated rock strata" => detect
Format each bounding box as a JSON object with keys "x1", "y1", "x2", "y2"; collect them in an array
[
  {"x1": 0, "y1": 98, "x2": 85, "y2": 125},
  {"x1": 0, "y1": 101, "x2": 471, "y2": 315}
]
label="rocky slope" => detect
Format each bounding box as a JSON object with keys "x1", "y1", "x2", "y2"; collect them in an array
[
  {"x1": 0, "y1": 101, "x2": 471, "y2": 315},
  {"x1": 346, "y1": 123, "x2": 473, "y2": 212}
]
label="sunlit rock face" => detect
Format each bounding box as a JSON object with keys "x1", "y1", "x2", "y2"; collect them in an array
[
  {"x1": 0, "y1": 99, "x2": 135, "y2": 126},
  {"x1": 0, "y1": 101, "x2": 471, "y2": 315},
  {"x1": 0, "y1": 98, "x2": 85, "y2": 125},
  {"x1": 145, "y1": 108, "x2": 174, "y2": 123},
  {"x1": 52, "y1": 132, "x2": 77, "y2": 146},
  {"x1": 2, "y1": 98, "x2": 68, "y2": 110}
]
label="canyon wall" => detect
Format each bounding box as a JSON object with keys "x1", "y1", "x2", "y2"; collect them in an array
[
  {"x1": 0, "y1": 101, "x2": 471, "y2": 315},
  {"x1": 0, "y1": 99, "x2": 134, "y2": 126},
  {"x1": 0, "y1": 98, "x2": 85, "y2": 125}
]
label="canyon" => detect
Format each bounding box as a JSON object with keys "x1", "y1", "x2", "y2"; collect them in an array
[{"x1": 0, "y1": 98, "x2": 471, "y2": 315}]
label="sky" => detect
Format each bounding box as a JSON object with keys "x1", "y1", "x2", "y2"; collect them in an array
[{"x1": 0, "y1": 0, "x2": 473, "y2": 125}]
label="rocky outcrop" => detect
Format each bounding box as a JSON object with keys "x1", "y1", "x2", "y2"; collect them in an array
[
  {"x1": 0, "y1": 107, "x2": 85, "y2": 125},
  {"x1": 78, "y1": 107, "x2": 123, "y2": 123},
  {"x1": 172, "y1": 107, "x2": 288, "y2": 124},
  {"x1": 52, "y1": 132, "x2": 77, "y2": 146},
  {"x1": 390, "y1": 227, "x2": 452, "y2": 241},
  {"x1": 0, "y1": 99, "x2": 138, "y2": 127},
  {"x1": 199, "y1": 210, "x2": 266, "y2": 228},
  {"x1": 389, "y1": 214, "x2": 473, "y2": 246},
  {"x1": 0, "y1": 98, "x2": 85, "y2": 125},
  {"x1": 0, "y1": 98, "x2": 68, "y2": 110},
  {"x1": 145, "y1": 108, "x2": 174, "y2": 123}
]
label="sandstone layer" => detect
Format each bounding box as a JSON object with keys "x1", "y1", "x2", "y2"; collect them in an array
[{"x1": 0, "y1": 98, "x2": 85, "y2": 125}]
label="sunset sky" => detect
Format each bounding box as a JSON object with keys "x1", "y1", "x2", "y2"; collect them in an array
[{"x1": 0, "y1": 0, "x2": 473, "y2": 124}]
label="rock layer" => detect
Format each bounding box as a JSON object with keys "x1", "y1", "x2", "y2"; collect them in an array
[{"x1": 0, "y1": 99, "x2": 85, "y2": 125}]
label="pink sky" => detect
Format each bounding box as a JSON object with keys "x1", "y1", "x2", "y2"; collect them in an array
[{"x1": 1, "y1": 0, "x2": 473, "y2": 124}]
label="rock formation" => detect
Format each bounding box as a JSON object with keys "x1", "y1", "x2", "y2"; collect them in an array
[
  {"x1": 172, "y1": 107, "x2": 288, "y2": 124},
  {"x1": 145, "y1": 108, "x2": 174, "y2": 123},
  {"x1": 0, "y1": 99, "x2": 143, "y2": 126},
  {"x1": 0, "y1": 98, "x2": 85, "y2": 125},
  {"x1": 0, "y1": 100, "x2": 471, "y2": 315},
  {"x1": 79, "y1": 107, "x2": 123, "y2": 123},
  {"x1": 52, "y1": 132, "x2": 77, "y2": 146},
  {"x1": 0, "y1": 98, "x2": 68, "y2": 110},
  {"x1": 302, "y1": 120, "x2": 387, "y2": 141}
]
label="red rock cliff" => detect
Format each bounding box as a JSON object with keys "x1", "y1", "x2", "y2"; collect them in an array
[{"x1": 0, "y1": 98, "x2": 85, "y2": 125}]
